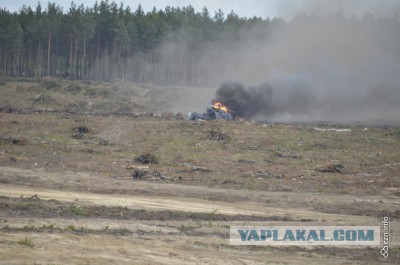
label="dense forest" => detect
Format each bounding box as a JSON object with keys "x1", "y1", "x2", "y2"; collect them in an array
[{"x1": 0, "y1": 1, "x2": 399, "y2": 86}]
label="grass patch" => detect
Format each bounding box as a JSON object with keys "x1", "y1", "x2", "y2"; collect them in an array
[
  {"x1": 14, "y1": 201, "x2": 41, "y2": 210},
  {"x1": 17, "y1": 236, "x2": 35, "y2": 248},
  {"x1": 1, "y1": 196, "x2": 296, "y2": 221},
  {"x1": 0, "y1": 78, "x2": 399, "y2": 195},
  {"x1": 2, "y1": 224, "x2": 134, "y2": 236},
  {"x1": 67, "y1": 224, "x2": 76, "y2": 231},
  {"x1": 68, "y1": 206, "x2": 86, "y2": 216},
  {"x1": 41, "y1": 223, "x2": 55, "y2": 229}
]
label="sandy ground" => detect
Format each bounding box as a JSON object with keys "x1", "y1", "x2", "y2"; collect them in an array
[
  {"x1": 0, "y1": 167, "x2": 399, "y2": 264},
  {"x1": 0, "y1": 82, "x2": 399, "y2": 264}
]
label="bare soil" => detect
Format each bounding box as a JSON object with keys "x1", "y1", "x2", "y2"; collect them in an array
[{"x1": 0, "y1": 78, "x2": 399, "y2": 264}]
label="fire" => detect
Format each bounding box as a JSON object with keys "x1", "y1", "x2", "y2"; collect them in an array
[{"x1": 213, "y1": 102, "x2": 228, "y2": 113}]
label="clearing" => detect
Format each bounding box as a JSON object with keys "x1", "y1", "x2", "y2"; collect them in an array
[{"x1": 0, "y1": 77, "x2": 399, "y2": 264}]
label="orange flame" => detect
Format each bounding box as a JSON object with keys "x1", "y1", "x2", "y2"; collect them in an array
[{"x1": 213, "y1": 102, "x2": 228, "y2": 113}]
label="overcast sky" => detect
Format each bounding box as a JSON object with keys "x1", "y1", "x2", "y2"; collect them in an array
[
  {"x1": 2, "y1": 0, "x2": 399, "y2": 19},
  {"x1": 1, "y1": 0, "x2": 282, "y2": 19}
]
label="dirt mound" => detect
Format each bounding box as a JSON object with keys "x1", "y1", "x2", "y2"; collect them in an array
[
  {"x1": 0, "y1": 136, "x2": 28, "y2": 146},
  {"x1": 71, "y1": 126, "x2": 90, "y2": 139},
  {"x1": 207, "y1": 129, "x2": 230, "y2": 141},
  {"x1": 134, "y1": 152, "x2": 158, "y2": 164},
  {"x1": 316, "y1": 164, "x2": 347, "y2": 174}
]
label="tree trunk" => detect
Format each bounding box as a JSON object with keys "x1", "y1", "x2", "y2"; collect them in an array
[
  {"x1": 47, "y1": 30, "x2": 51, "y2": 76},
  {"x1": 83, "y1": 33, "x2": 86, "y2": 78},
  {"x1": 75, "y1": 38, "x2": 78, "y2": 79},
  {"x1": 70, "y1": 38, "x2": 73, "y2": 79},
  {"x1": 191, "y1": 48, "x2": 195, "y2": 86}
]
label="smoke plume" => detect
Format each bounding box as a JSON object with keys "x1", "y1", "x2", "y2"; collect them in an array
[
  {"x1": 214, "y1": 80, "x2": 317, "y2": 120},
  {"x1": 277, "y1": 0, "x2": 400, "y2": 20},
  {"x1": 205, "y1": 1, "x2": 400, "y2": 124},
  {"x1": 214, "y1": 82, "x2": 273, "y2": 118}
]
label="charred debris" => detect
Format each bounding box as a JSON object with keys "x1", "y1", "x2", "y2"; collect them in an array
[{"x1": 189, "y1": 102, "x2": 233, "y2": 121}]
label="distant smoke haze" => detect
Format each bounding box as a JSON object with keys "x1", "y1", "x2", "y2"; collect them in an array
[
  {"x1": 277, "y1": 0, "x2": 400, "y2": 20},
  {"x1": 203, "y1": 1, "x2": 400, "y2": 124}
]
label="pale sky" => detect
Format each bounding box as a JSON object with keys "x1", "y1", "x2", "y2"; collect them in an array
[
  {"x1": 0, "y1": 0, "x2": 282, "y2": 19},
  {"x1": 2, "y1": 0, "x2": 399, "y2": 20}
]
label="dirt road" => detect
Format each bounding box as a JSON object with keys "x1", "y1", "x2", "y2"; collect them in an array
[{"x1": 1, "y1": 167, "x2": 398, "y2": 264}]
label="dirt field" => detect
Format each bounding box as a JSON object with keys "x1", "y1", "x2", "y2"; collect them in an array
[{"x1": 0, "y1": 78, "x2": 399, "y2": 264}]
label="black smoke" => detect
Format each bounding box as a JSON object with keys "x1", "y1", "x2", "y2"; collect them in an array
[
  {"x1": 214, "y1": 77, "x2": 400, "y2": 124},
  {"x1": 214, "y1": 81, "x2": 317, "y2": 120},
  {"x1": 214, "y1": 82, "x2": 273, "y2": 118}
]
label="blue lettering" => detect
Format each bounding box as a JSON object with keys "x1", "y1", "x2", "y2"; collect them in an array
[
  {"x1": 273, "y1": 229, "x2": 279, "y2": 241},
  {"x1": 296, "y1": 230, "x2": 306, "y2": 241},
  {"x1": 346, "y1": 230, "x2": 357, "y2": 241},
  {"x1": 261, "y1": 230, "x2": 272, "y2": 241},
  {"x1": 283, "y1": 230, "x2": 295, "y2": 241},
  {"x1": 307, "y1": 230, "x2": 319, "y2": 241},
  {"x1": 238, "y1": 229, "x2": 249, "y2": 241},
  {"x1": 334, "y1": 229, "x2": 344, "y2": 241},
  {"x1": 320, "y1": 230, "x2": 329, "y2": 241},
  {"x1": 247, "y1": 230, "x2": 260, "y2": 241},
  {"x1": 358, "y1": 230, "x2": 374, "y2": 241}
]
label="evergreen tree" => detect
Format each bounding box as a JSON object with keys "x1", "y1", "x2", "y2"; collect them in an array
[{"x1": 0, "y1": 1, "x2": 397, "y2": 86}]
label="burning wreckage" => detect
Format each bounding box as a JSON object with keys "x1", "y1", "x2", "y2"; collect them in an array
[{"x1": 189, "y1": 102, "x2": 233, "y2": 121}]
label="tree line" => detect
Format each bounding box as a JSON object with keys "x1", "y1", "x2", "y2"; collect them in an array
[
  {"x1": 0, "y1": 1, "x2": 398, "y2": 86},
  {"x1": 0, "y1": 1, "x2": 284, "y2": 85}
]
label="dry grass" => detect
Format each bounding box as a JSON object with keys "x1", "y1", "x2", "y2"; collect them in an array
[
  {"x1": 0, "y1": 78, "x2": 399, "y2": 195},
  {"x1": 17, "y1": 236, "x2": 35, "y2": 248},
  {"x1": 0, "y1": 110, "x2": 399, "y2": 195}
]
